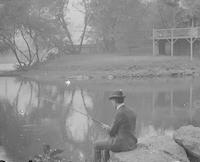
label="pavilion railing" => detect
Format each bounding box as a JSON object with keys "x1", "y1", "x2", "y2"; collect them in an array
[{"x1": 154, "y1": 27, "x2": 200, "y2": 39}]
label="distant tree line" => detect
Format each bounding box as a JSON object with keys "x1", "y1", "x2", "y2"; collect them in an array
[{"x1": 1, "y1": 0, "x2": 200, "y2": 69}]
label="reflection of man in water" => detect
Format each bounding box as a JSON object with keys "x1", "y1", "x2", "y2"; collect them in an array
[{"x1": 93, "y1": 90, "x2": 137, "y2": 162}]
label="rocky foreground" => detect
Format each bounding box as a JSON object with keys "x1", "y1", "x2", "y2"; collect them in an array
[
  {"x1": 174, "y1": 126, "x2": 200, "y2": 162},
  {"x1": 112, "y1": 125, "x2": 200, "y2": 162}
]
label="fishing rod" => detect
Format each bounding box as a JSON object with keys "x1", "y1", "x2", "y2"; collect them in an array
[
  {"x1": 39, "y1": 80, "x2": 108, "y2": 128},
  {"x1": 39, "y1": 97, "x2": 106, "y2": 127}
]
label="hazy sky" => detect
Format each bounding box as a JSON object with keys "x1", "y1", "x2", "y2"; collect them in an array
[{"x1": 67, "y1": 0, "x2": 85, "y2": 43}]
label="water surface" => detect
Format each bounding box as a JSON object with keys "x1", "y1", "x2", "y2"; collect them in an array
[{"x1": 0, "y1": 77, "x2": 200, "y2": 162}]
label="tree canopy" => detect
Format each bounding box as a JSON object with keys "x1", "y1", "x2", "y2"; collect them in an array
[
  {"x1": 1, "y1": 0, "x2": 200, "y2": 63},
  {"x1": 0, "y1": 0, "x2": 89, "y2": 68}
]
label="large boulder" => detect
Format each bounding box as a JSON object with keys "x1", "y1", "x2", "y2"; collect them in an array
[
  {"x1": 112, "y1": 135, "x2": 189, "y2": 162},
  {"x1": 173, "y1": 125, "x2": 200, "y2": 161}
]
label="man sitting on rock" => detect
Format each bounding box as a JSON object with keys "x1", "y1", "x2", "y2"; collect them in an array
[{"x1": 93, "y1": 90, "x2": 137, "y2": 162}]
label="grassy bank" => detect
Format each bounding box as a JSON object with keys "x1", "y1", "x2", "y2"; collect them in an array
[{"x1": 15, "y1": 54, "x2": 200, "y2": 82}]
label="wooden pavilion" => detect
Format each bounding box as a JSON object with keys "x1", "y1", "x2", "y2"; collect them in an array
[{"x1": 153, "y1": 27, "x2": 200, "y2": 60}]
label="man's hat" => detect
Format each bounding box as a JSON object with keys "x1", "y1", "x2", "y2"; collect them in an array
[{"x1": 109, "y1": 90, "x2": 125, "y2": 100}]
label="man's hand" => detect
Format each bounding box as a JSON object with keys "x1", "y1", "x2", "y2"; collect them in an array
[{"x1": 101, "y1": 123, "x2": 110, "y2": 131}]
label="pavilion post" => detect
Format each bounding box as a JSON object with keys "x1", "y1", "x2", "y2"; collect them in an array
[
  {"x1": 153, "y1": 29, "x2": 155, "y2": 56},
  {"x1": 171, "y1": 29, "x2": 174, "y2": 57},
  {"x1": 170, "y1": 90, "x2": 174, "y2": 117},
  {"x1": 190, "y1": 38, "x2": 193, "y2": 60},
  {"x1": 189, "y1": 86, "x2": 193, "y2": 121}
]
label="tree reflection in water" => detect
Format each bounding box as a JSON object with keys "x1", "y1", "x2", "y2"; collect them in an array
[
  {"x1": 0, "y1": 146, "x2": 13, "y2": 162},
  {"x1": 0, "y1": 77, "x2": 103, "y2": 162},
  {"x1": 65, "y1": 89, "x2": 93, "y2": 142},
  {"x1": 1, "y1": 77, "x2": 200, "y2": 162},
  {"x1": 138, "y1": 124, "x2": 174, "y2": 143},
  {"x1": 0, "y1": 99, "x2": 33, "y2": 162}
]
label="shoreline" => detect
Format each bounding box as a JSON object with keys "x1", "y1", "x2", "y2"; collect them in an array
[{"x1": 1, "y1": 55, "x2": 200, "y2": 83}]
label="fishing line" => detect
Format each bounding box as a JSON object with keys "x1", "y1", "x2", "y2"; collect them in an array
[{"x1": 39, "y1": 97, "x2": 105, "y2": 127}]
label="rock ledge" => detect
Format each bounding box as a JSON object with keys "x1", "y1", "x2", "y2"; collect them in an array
[{"x1": 112, "y1": 135, "x2": 189, "y2": 162}]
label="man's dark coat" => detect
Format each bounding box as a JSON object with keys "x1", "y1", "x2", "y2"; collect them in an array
[{"x1": 109, "y1": 105, "x2": 137, "y2": 152}]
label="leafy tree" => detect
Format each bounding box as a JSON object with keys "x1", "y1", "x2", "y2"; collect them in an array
[
  {"x1": 149, "y1": 0, "x2": 180, "y2": 28},
  {"x1": 0, "y1": 0, "x2": 60, "y2": 68},
  {"x1": 0, "y1": 0, "x2": 93, "y2": 69},
  {"x1": 89, "y1": 0, "x2": 147, "y2": 52},
  {"x1": 75, "y1": 0, "x2": 91, "y2": 53},
  {"x1": 35, "y1": 0, "x2": 91, "y2": 54},
  {"x1": 151, "y1": 0, "x2": 200, "y2": 28},
  {"x1": 176, "y1": 0, "x2": 200, "y2": 27},
  {"x1": 0, "y1": 0, "x2": 29, "y2": 67}
]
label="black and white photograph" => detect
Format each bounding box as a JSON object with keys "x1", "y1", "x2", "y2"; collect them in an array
[{"x1": 0, "y1": 0, "x2": 200, "y2": 162}]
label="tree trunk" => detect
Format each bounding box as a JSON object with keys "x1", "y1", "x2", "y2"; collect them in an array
[
  {"x1": 11, "y1": 47, "x2": 23, "y2": 68},
  {"x1": 78, "y1": 16, "x2": 89, "y2": 53},
  {"x1": 20, "y1": 30, "x2": 32, "y2": 66},
  {"x1": 34, "y1": 35, "x2": 40, "y2": 62},
  {"x1": 4, "y1": 40, "x2": 23, "y2": 68},
  {"x1": 58, "y1": 16, "x2": 75, "y2": 53}
]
